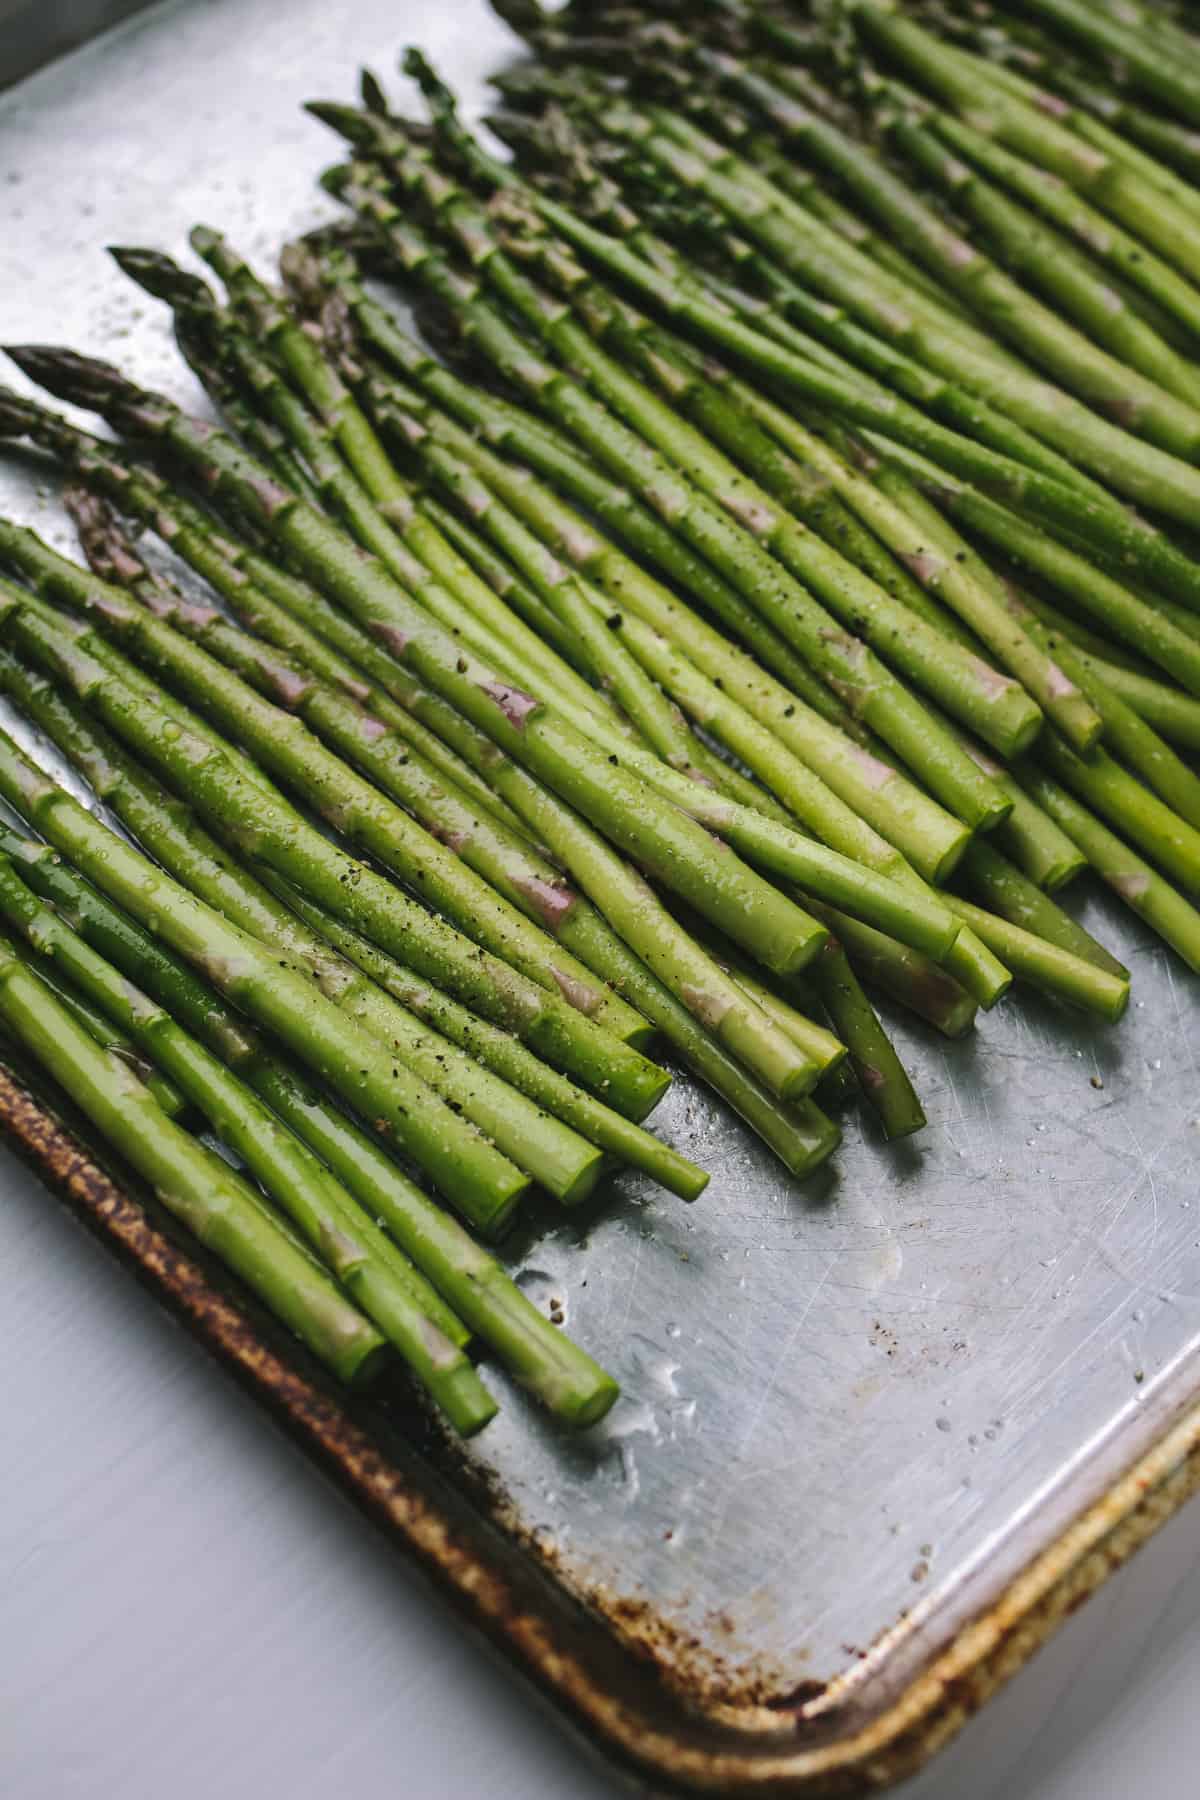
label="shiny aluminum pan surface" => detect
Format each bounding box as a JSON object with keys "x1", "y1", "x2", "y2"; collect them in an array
[{"x1": 1, "y1": 1, "x2": 1199, "y2": 1789}]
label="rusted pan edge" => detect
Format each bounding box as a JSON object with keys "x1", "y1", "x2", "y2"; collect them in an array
[{"x1": 5, "y1": 1053, "x2": 1200, "y2": 1800}]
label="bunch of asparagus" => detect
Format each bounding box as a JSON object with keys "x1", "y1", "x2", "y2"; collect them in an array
[{"x1": 0, "y1": 0, "x2": 1197, "y2": 1434}]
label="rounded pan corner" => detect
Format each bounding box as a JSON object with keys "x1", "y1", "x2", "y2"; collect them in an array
[{"x1": 4, "y1": 1056, "x2": 1200, "y2": 1799}]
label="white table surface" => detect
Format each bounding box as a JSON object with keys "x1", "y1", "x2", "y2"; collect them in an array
[{"x1": 4, "y1": 1146, "x2": 1200, "y2": 1800}]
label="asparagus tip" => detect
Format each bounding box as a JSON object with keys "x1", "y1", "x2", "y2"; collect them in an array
[
  {"x1": 360, "y1": 67, "x2": 389, "y2": 115},
  {"x1": 305, "y1": 98, "x2": 373, "y2": 142},
  {"x1": 109, "y1": 244, "x2": 215, "y2": 312},
  {"x1": 3, "y1": 345, "x2": 132, "y2": 410},
  {"x1": 187, "y1": 222, "x2": 224, "y2": 259}
]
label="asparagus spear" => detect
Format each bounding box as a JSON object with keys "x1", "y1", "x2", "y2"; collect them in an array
[
  {"x1": 64, "y1": 484, "x2": 696, "y2": 1072},
  {"x1": 0, "y1": 386, "x2": 540, "y2": 846},
  {"x1": 711, "y1": 53, "x2": 1200, "y2": 458},
  {"x1": 29, "y1": 961, "x2": 190, "y2": 1121},
  {"x1": 0, "y1": 707, "x2": 534, "y2": 1232},
  {"x1": 854, "y1": 6, "x2": 1200, "y2": 278},
  {"x1": 480, "y1": 94, "x2": 1111, "y2": 502},
  {"x1": 0, "y1": 626, "x2": 689, "y2": 1207},
  {"x1": 0, "y1": 455, "x2": 842, "y2": 1169},
  {"x1": 278, "y1": 875, "x2": 840, "y2": 1179},
  {"x1": 859, "y1": 438, "x2": 1200, "y2": 698},
  {"x1": 940, "y1": 891, "x2": 1130, "y2": 1020},
  {"x1": 0, "y1": 529, "x2": 669, "y2": 1123},
  {"x1": 342, "y1": 138, "x2": 1200, "y2": 613},
  {"x1": 961, "y1": 838, "x2": 1128, "y2": 981},
  {"x1": 839, "y1": 449, "x2": 1200, "y2": 844},
  {"x1": 633, "y1": 324, "x2": 1100, "y2": 751},
  {"x1": 0, "y1": 931, "x2": 388, "y2": 1384},
  {"x1": 0, "y1": 851, "x2": 498, "y2": 1431},
  {"x1": 810, "y1": 938, "x2": 926, "y2": 1140},
  {"x1": 926, "y1": 110, "x2": 1200, "y2": 348},
  {"x1": 323, "y1": 169, "x2": 1016, "y2": 834},
  {"x1": 178, "y1": 232, "x2": 676, "y2": 747},
  {"x1": 348, "y1": 379, "x2": 969, "y2": 955},
  {"x1": 1016, "y1": 0, "x2": 1200, "y2": 123},
  {"x1": 2, "y1": 354, "x2": 836, "y2": 995},
  {"x1": 0, "y1": 822, "x2": 626, "y2": 1414},
  {"x1": 492, "y1": 210, "x2": 1051, "y2": 759},
  {"x1": 807, "y1": 903, "x2": 981, "y2": 1038},
  {"x1": 320, "y1": 306, "x2": 1011, "y2": 1005},
  {"x1": 1024, "y1": 627, "x2": 1200, "y2": 755},
  {"x1": 1019, "y1": 768, "x2": 1200, "y2": 972},
  {"x1": 292, "y1": 246, "x2": 856, "y2": 732},
  {"x1": 734, "y1": 52, "x2": 1200, "y2": 453},
  {"x1": 0, "y1": 510, "x2": 642, "y2": 1052},
  {"x1": 0, "y1": 519, "x2": 843, "y2": 1171},
  {"x1": 313, "y1": 282, "x2": 973, "y2": 881},
  {"x1": 1033, "y1": 734, "x2": 1200, "y2": 897},
  {"x1": 885, "y1": 106, "x2": 1200, "y2": 408}
]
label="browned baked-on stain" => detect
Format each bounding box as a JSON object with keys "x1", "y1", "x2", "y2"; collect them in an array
[
  {"x1": 4, "y1": 1053, "x2": 1200, "y2": 1798},
  {"x1": 449, "y1": 1448, "x2": 822, "y2": 1719}
]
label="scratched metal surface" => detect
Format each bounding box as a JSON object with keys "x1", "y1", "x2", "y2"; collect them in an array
[{"x1": 2, "y1": 0, "x2": 1199, "y2": 1740}]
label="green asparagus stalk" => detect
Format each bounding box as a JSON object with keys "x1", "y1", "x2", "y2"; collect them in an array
[
  {"x1": 278, "y1": 875, "x2": 840, "y2": 1179},
  {"x1": 810, "y1": 902, "x2": 981, "y2": 1038},
  {"x1": 1010, "y1": 595, "x2": 1200, "y2": 833},
  {"x1": 556, "y1": 86, "x2": 1200, "y2": 489},
  {"x1": 65, "y1": 486, "x2": 697, "y2": 1079},
  {"x1": 1015, "y1": 0, "x2": 1200, "y2": 124},
  {"x1": 883, "y1": 108, "x2": 1200, "y2": 408},
  {"x1": 1033, "y1": 734, "x2": 1200, "y2": 897},
  {"x1": 677, "y1": 349, "x2": 1100, "y2": 751},
  {"x1": 0, "y1": 527, "x2": 841, "y2": 1168},
  {"x1": 0, "y1": 828, "x2": 471, "y2": 1342},
  {"x1": 286, "y1": 242, "x2": 856, "y2": 731},
  {"x1": 0, "y1": 387, "x2": 544, "y2": 849},
  {"x1": 940, "y1": 890, "x2": 1129, "y2": 1020},
  {"x1": 325, "y1": 174, "x2": 1015, "y2": 833},
  {"x1": 810, "y1": 937, "x2": 926, "y2": 1140},
  {"x1": 961, "y1": 838, "x2": 1129, "y2": 980},
  {"x1": 179, "y1": 233, "x2": 674, "y2": 753},
  {"x1": 857, "y1": 436, "x2": 1200, "y2": 695},
  {"x1": 830, "y1": 453, "x2": 1200, "y2": 854},
  {"x1": 0, "y1": 513, "x2": 647, "y2": 1063},
  {"x1": 336, "y1": 358, "x2": 1015, "y2": 1003},
  {"x1": 0, "y1": 700, "x2": 534, "y2": 1231},
  {"x1": 0, "y1": 850, "x2": 498, "y2": 1431},
  {"x1": 497, "y1": 219, "x2": 1050, "y2": 759},
  {"x1": 137, "y1": 239, "x2": 664, "y2": 744},
  {"x1": 353, "y1": 142, "x2": 1200, "y2": 611},
  {"x1": 0, "y1": 629, "x2": 679, "y2": 1207},
  {"x1": 441, "y1": 107, "x2": 1113, "y2": 504},
  {"x1": 0, "y1": 463, "x2": 840, "y2": 1168},
  {"x1": 962, "y1": 747, "x2": 1086, "y2": 894},
  {"x1": 1046, "y1": 66, "x2": 1200, "y2": 189},
  {"x1": 0, "y1": 931, "x2": 389, "y2": 1384},
  {"x1": 1019, "y1": 768, "x2": 1200, "y2": 972},
  {"x1": 337, "y1": 360, "x2": 1012, "y2": 1002},
  {"x1": 322, "y1": 301, "x2": 973, "y2": 882},
  {"x1": 854, "y1": 6, "x2": 1200, "y2": 279},
  {"x1": 927, "y1": 110, "x2": 1200, "y2": 346},
  {"x1": 0, "y1": 823, "x2": 624, "y2": 1415},
  {"x1": 354, "y1": 383, "x2": 968, "y2": 953},
  {"x1": 1023, "y1": 616, "x2": 1200, "y2": 754},
  {"x1": 84, "y1": 492, "x2": 827, "y2": 1102},
  {"x1": 29, "y1": 961, "x2": 190, "y2": 1121},
  {"x1": 0, "y1": 529, "x2": 668, "y2": 1121},
  {"x1": 701, "y1": 50, "x2": 1200, "y2": 457},
  {"x1": 5, "y1": 357, "x2": 843, "y2": 994}
]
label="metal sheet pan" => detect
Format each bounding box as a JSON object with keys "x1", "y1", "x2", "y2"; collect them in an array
[{"x1": 1, "y1": 1, "x2": 1199, "y2": 1790}]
